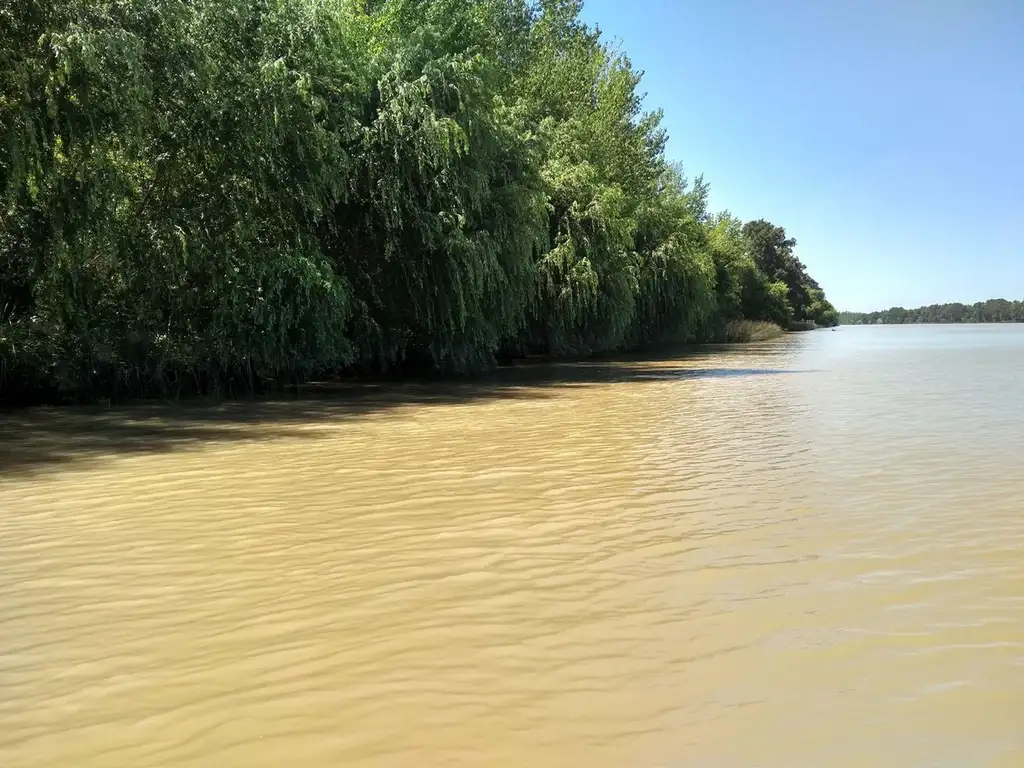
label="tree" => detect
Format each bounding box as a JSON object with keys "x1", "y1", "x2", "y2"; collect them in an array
[
  {"x1": 839, "y1": 299, "x2": 1024, "y2": 325},
  {"x1": 1, "y1": 0, "x2": 840, "y2": 403}
]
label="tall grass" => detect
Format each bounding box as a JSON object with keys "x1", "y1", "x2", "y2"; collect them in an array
[{"x1": 720, "y1": 320, "x2": 786, "y2": 343}]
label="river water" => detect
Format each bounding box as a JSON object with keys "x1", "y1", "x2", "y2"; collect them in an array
[{"x1": 2, "y1": 325, "x2": 1023, "y2": 767}]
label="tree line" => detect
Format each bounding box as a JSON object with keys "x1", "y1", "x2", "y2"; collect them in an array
[
  {"x1": 839, "y1": 299, "x2": 1024, "y2": 325},
  {"x1": 1, "y1": 0, "x2": 837, "y2": 403}
]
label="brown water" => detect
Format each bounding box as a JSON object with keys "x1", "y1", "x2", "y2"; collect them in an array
[{"x1": 2, "y1": 325, "x2": 1024, "y2": 767}]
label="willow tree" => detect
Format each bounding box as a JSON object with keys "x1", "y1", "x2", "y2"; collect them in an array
[
  {"x1": 2, "y1": 0, "x2": 360, "y2": 397},
  {"x1": 627, "y1": 166, "x2": 716, "y2": 347},
  {"x1": 324, "y1": 0, "x2": 547, "y2": 373},
  {"x1": 2, "y1": 0, "x2": 841, "y2": 403},
  {"x1": 497, "y1": 1, "x2": 713, "y2": 355}
]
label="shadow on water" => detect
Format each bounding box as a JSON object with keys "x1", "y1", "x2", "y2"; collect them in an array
[{"x1": 0, "y1": 352, "x2": 810, "y2": 478}]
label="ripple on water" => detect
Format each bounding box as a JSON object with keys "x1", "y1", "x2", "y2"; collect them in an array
[{"x1": 2, "y1": 328, "x2": 1024, "y2": 767}]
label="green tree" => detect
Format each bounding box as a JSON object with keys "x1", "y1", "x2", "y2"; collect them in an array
[
  {"x1": 840, "y1": 299, "x2": 1024, "y2": 325},
  {"x1": 1, "y1": 0, "x2": 841, "y2": 403}
]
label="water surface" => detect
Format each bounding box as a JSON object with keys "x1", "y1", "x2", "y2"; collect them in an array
[{"x1": 2, "y1": 325, "x2": 1023, "y2": 766}]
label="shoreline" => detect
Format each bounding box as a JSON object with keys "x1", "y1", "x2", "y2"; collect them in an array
[{"x1": 0, "y1": 322, "x2": 812, "y2": 412}]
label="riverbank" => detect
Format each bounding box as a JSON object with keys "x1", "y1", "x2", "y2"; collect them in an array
[
  {"x1": 1, "y1": 335, "x2": 804, "y2": 478},
  {"x1": 839, "y1": 298, "x2": 1024, "y2": 325},
  {"x1": 1, "y1": 322, "x2": 802, "y2": 410}
]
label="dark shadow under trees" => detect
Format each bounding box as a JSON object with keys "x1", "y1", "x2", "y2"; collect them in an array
[{"x1": 1, "y1": 350, "x2": 810, "y2": 479}]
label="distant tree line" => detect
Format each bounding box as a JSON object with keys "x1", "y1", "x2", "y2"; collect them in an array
[
  {"x1": 839, "y1": 299, "x2": 1024, "y2": 325},
  {"x1": 1, "y1": 0, "x2": 837, "y2": 403}
]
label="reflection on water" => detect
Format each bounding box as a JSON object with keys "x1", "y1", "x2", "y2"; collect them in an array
[{"x1": 2, "y1": 326, "x2": 1023, "y2": 767}]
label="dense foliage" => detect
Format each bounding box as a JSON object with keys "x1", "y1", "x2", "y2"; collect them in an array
[
  {"x1": 839, "y1": 299, "x2": 1024, "y2": 325},
  {"x1": 1, "y1": 0, "x2": 837, "y2": 403}
]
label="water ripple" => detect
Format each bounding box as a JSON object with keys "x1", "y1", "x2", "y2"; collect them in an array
[{"x1": 2, "y1": 328, "x2": 1024, "y2": 767}]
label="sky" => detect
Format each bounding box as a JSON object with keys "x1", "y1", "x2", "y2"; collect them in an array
[{"x1": 578, "y1": 0, "x2": 1024, "y2": 312}]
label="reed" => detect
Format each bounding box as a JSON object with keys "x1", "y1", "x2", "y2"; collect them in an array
[{"x1": 721, "y1": 320, "x2": 786, "y2": 343}]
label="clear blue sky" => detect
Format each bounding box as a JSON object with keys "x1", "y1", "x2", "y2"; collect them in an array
[{"x1": 579, "y1": 0, "x2": 1024, "y2": 312}]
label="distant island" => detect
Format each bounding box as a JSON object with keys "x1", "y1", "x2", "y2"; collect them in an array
[{"x1": 839, "y1": 299, "x2": 1024, "y2": 325}]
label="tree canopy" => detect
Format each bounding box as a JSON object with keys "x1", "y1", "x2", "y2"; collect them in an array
[
  {"x1": 1, "y1": 0, "x2": 837, "y2": 403},
  {"x1": 839, "y1": 300, "x2": 1024, "y2": 325}
]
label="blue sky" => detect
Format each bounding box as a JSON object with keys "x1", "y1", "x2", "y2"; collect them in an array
[{"x1": 579, "y1": 0, "x2": 1024, "y2": 312}]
